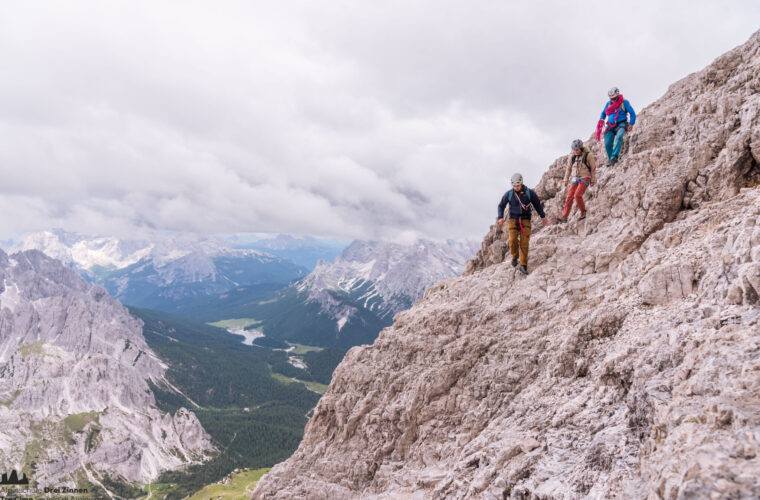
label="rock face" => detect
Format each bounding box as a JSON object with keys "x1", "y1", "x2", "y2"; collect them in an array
[
  {"x1": 252, "y1": 31, "x2": 760, "y2": 499},
  {"x1": 0, "y1": 250, "x2": 214, "y2": 488}
]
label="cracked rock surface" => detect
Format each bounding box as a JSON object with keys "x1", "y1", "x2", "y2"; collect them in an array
[{"x1": 252, "y1": 30, "x2": 760, "y2": 499}]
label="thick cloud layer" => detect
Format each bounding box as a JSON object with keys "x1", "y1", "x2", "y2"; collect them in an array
[{"x1": 0, "y1": 1, "x2": 758, "y2": 240}]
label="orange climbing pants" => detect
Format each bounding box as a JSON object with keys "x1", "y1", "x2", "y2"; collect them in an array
[{"x1": 562, "y1": 178, "x2": 590, "y2": 218}]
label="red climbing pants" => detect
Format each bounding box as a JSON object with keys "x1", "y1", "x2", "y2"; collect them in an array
[{"x1": 562, "y1": 178, "x2": 590, "y2": 218}]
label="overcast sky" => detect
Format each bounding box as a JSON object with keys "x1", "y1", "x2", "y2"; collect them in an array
[{"x1": 0, "y1": 1, "x2": 758, "y2": 242}]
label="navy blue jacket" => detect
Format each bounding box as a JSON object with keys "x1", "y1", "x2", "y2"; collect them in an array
[{"x1": 497, "y1": 187, "x2": 546, "y2": 220}]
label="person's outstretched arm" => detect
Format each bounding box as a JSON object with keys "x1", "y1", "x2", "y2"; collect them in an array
[{"x1": 497, "y1": 192, "x2": 509, "y2": 224}]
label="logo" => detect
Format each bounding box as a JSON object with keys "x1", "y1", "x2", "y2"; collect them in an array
[
  {"x1": 0, "y1": 470, "x2": 29, "y2": 485},
  {"x1": 0, "y1": 469, "x2": 96, "y2": 499}
]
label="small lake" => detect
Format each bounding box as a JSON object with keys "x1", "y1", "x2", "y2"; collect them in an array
[
  {"x1": 228, "y1": 328, "x2": 265, "y2": 346},
  {"x1": 288, "y1": 356, "x2": 307, "y2": 369}
]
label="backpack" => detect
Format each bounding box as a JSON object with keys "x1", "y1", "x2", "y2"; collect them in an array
[{"x1": 572, "y1": 151, "x2": 591, "y2": 171}]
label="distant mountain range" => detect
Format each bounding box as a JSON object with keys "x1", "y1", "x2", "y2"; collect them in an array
[
  {"x1": 182, "y1": 239, "x2": 479, "y2": 348},
  {"x1": 11, "y1": 230, "x2": 307, "y2": 311},
  {"x1": 279, "y1": 239, "x2": 479, "y2": 346},
  {"x1": 11, "y1": 229, "x2": 153, "y2": 272},
  {"x1": 10, "y1": 231, "x2": 479, "y2": 350},
  {"x1": 233, "y1": 234, "x2": 347, "y2": 270},
  {"x1": 298, "y1": 239, "x2": 480, "y2": 320}
]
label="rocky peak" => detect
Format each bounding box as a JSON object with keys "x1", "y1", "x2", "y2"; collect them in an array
[
  {"x1": 252, "y1": 30, "x2": 760, "y2": 499},
  {"x1": 300, "y1": 239, "x2": 479, "y2": 319},
  {"x1": 0, "y1": 249, "x2": 214, "y2": 488}
]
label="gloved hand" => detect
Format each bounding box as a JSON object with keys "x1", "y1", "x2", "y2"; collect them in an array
[
  {"x1": 627, "y1": 124, "x2": 633, "y2": 132},
  {"x1": 595, "y1": 119, "x2": 604, "y2": 141}
]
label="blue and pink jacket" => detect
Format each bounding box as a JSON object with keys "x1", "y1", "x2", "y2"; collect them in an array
[{"x1": 600, "y1": 99, "x2": 636, "y2": 127}]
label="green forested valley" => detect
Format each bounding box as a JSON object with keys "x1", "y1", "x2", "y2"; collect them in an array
[{"x1": 128, "y1": 308, "x2": 342, "y2": 499}]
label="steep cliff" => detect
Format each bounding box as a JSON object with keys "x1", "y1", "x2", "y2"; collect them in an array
[
  {"x1": 0, "y1": 250, "x2": 214, "y2": 488},
  {"x1": 252, "y1": 31, "x2": 760, "y2": 499}
]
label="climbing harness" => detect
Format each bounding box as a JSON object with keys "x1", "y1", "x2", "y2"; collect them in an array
[
  {"x1": 507, "y1": 188, "x2": 532, "y2": 237},
  {"x1": 605, "y1": 120, "x2": 628, "y2": 135},
  {"x1": 570, "y1": 151, "x2": 591, "y2": 177}
]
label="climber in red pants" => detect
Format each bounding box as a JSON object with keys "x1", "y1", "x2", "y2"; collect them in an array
[{"x1": 557, "y1": 139, "x2": 596, "y2": 223}]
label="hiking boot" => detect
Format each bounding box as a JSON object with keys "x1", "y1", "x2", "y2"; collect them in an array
[
  {"x1": 579, "y1": 212, "x2": 586, "y2": 220},
  {"x1": 511, "y1": 258, "x2": 518, "y2": 267},
  {"x1": 518, "y1": 265, "x2": 528, "y2": 275},
  {"x1": 556, "y1": 217, "x2": 567, "y2": 223},
  {"x1": 609, "y1": 157, "x2": 618, "y2": 166}
]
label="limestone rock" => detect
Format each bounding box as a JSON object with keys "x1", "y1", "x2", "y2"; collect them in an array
[
  {"x1": 252, "y1": 30, "x2": 760, "y2": 499},
  {"x1": 638, "y1": 263, "x2": 695, "y2": 305}
]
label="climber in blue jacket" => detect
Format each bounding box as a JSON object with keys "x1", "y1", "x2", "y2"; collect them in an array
[{"x1": 595, "y1": 86, "x2": 636, "y2": 166}]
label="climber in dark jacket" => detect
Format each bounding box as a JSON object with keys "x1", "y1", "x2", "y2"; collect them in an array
[{"x1": 497, "y1": 173, "x2": 548, "y2": 275}]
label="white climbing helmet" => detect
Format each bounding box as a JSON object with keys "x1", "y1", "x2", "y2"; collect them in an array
[
  {"x1": 608, "y1": 86, "x2": 620, "y2": 99},
  {"x1": 511, "y1": 173, "x2": 523, "y2": 185}
]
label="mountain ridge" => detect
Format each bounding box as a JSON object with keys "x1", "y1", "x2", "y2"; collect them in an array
[
  {"x1": 298, "y1": 239, "x2": 479, "y2": 321},
  {"x1": 11, "y1": 231, "x2": 307, "y2": 311},
  {"x1": 0, "y1": 249, "x2": 214, "y2": 488},
  {"x1": 252, "y1": 30, "x2": 760, "y2": 499}
]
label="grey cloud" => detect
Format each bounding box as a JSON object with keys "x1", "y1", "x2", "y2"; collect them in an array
[{"x1": 0, "y1": 1, "x2": 758, "y2": 242}]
